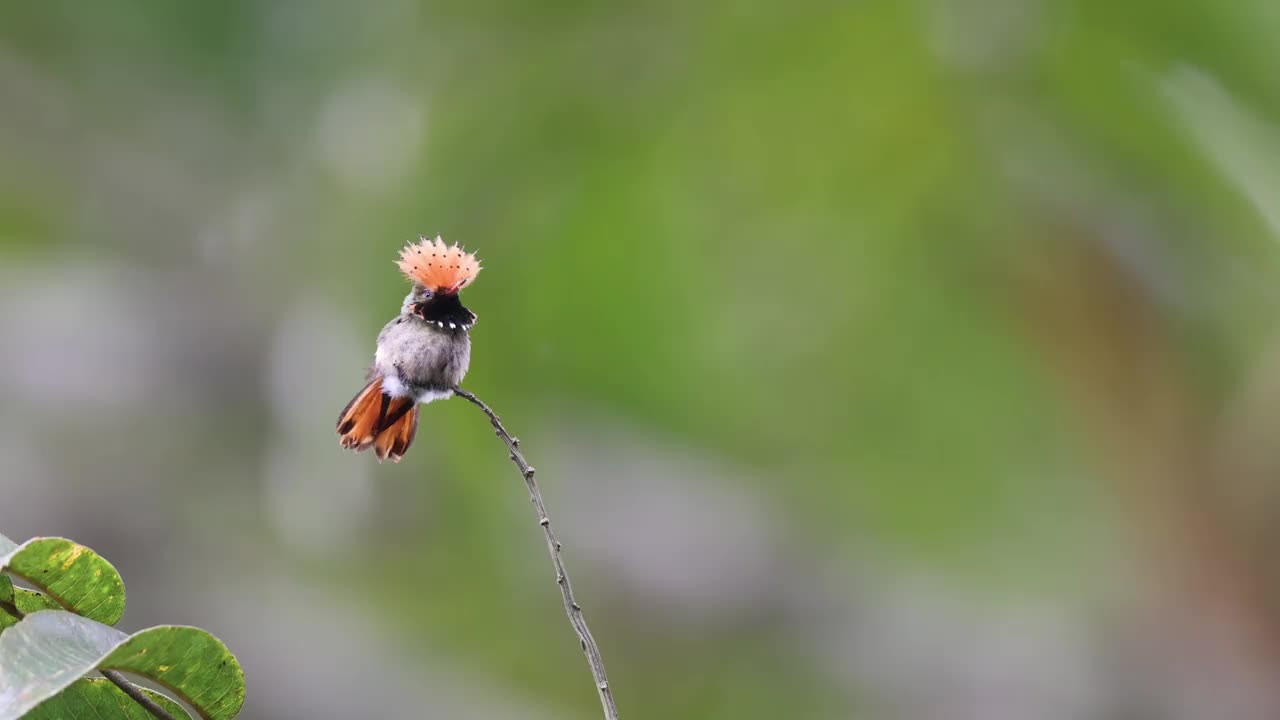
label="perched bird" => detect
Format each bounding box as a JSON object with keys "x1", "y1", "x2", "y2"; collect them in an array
[{"x1": 337, "y1": 235, "x2": 481, "y2": 462}]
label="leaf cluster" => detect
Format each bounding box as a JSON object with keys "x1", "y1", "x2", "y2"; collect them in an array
[{"x1": 0, "y1": 534, "x2": 245, "y2": 720}]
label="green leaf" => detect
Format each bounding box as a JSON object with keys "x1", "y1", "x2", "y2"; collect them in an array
[
  {"x1": 0, "y1": 537, "x2": 125, "y2": 625},
  {"x1": 102, "y1": 626, "x2": 245, "y2": 720},
  {"x1": 0, "y1": 534, "x2": 15, "y2": 615},
  {"x1": 25, "y1": 678, "x2": 192, "y2": 720},
  {"x1": 0, "y1": 611, "x2": 245, "y2": 720},
  {"x1": 11, "y1": 589, "x2": 61, "y2": 615},
  {"x1": 0, "y1": 534, "x2": 46, "y2": 632},
  {"x1": 0, "y1": 578, "x2": 12, "y2": 632},
  {"x1": 0, "y1": 588, "x2": 61, "y2": 632}
]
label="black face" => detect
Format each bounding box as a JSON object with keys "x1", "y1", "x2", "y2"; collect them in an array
[{"x1": 413, "y1": 290, "x2": 476, "y2": 331}]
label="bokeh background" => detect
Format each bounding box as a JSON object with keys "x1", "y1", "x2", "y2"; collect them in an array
[{"x1": 4, "y1": 2, "x2": 1280, "y2": 718}]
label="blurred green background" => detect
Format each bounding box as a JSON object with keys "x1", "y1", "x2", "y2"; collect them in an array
[{"x1": 4, "y1": 1, "x2": 1280, "y2": 718}]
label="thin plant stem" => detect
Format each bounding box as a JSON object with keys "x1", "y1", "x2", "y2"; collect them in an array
[
  {"x1": 100, "y1": 670, "x2": 179, "y2": 720},
  {"x1": 453, "y1": 388, "x2": 620, "y2": 720}
]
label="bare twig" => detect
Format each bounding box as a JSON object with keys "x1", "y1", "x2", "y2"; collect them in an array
[
  {"x1": 101, "y1": 669, "x2": 179, "y2": 720},
  {"x1": 2, "y1": 593, "x2": 176, "y2": 720},
  {"x1": 453, "y1": 388, "x2": 620, "y2": 720}
]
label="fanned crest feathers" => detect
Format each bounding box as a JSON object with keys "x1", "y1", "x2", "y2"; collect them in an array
[{"x1": 397, "y1": 235, "x2": 482, "y2": 293}]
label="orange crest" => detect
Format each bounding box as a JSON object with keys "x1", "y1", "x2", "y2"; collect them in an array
[{"x1": 396, "y1": 235, "x2": 482, "y2": 293}]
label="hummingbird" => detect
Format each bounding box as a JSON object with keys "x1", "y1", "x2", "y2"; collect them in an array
[{"x1": 336, "y1": 235, "x2": 481, "y2": 462}]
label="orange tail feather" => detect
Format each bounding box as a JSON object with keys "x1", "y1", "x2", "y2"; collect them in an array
[
  {"x1": 338, "y1": 376, "x2": 420, "y2": 461},
  {"x1": 374, "y1": 402, "x2": 418, "y2": 463},
  {"x1": 337, "y1": 376, "x2": 388, "y2": 452}
]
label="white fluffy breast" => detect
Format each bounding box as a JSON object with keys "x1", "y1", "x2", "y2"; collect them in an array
[
  {"x1": 414, "y1": 388, "x2": 454, "y2": 404},
  {"x1": 378, "y1": 374, "x2": 452, "y2": 404}
]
